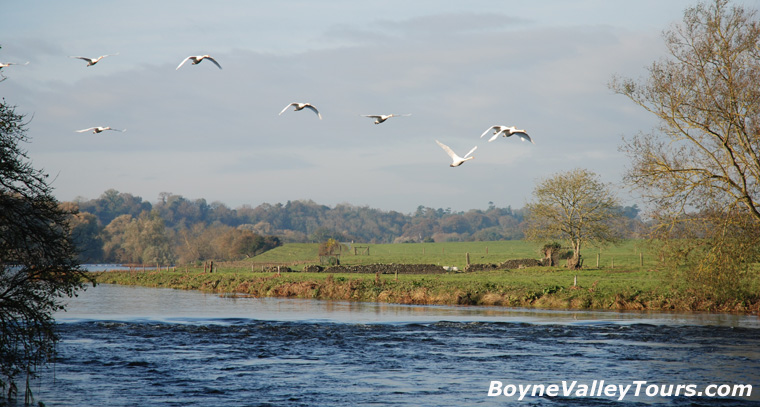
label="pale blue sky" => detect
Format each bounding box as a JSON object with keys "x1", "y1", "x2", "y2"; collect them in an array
[{"x1": 1, "y1": 0, "x2": 711, "y2": 213}]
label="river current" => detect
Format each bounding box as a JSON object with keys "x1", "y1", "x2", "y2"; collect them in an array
[{"x1": 33, "y1": 284, "x2": 760, "y2": 406}]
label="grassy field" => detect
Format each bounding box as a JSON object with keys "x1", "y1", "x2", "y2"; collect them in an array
[
  {"x1": 242, "y1": 240, "x2": 655, "y2": 271},
  {"x1": 92, "y1": 240, "x2": 760, "y2": 313}
]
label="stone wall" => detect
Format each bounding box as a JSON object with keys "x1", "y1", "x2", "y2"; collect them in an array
[
  {"x1": 465, "y1": 258, "x2": 545, "y2": 272},
  {"x1": 305, "y1": 263, "x2": 449, "y2": 274},
  {"x1": 270, "y1": 259, "x2": 546, "y2": 274}
]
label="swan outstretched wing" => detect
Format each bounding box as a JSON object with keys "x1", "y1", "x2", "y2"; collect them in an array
[
  {"x1": 304, "y1": 104, "x2": 322, "y2": 119},
  {"x1": 480, "y1": 125, "x2": 500, "y2": 139},
  {"x1": 514, "y1": 132, "x2": 534, "y2": 144},
  {"x1": 204, "y1": 56, "x2": 222, "y2": 69},
  {"x1": 176, "y1": 56, "x2": 193, "y2": 70},
  {"x1": 279, "y1": 103, "x2": 296, "y2": 115},
  {"x1": 463, "y1": 145, "x2": 478, "y2": 159},
  {"x1": 488, "y1": 131, "x2": 503, "y2": 142},
  {"x1": 97, "y1": 53, "x2": 119, "y2": 61},
  {"x1": 435, "y1": 140, "x2": 458, "y2": 160}
]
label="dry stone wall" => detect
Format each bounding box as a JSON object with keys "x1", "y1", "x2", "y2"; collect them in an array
[
  {"x1": 266, "y1": 259, "x2": 546, "y2": 274},
  {"x1": 305, "y1": 263, "x2": 448, "y2": 274},
  {"x1": 465, "y1": 258, "x2": 545, "y2": 272}
]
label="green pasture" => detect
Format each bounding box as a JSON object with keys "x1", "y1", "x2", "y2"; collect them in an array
[
  {"x1": 243, "y1": 240, "x2": 656, "y2": 271},
  {"x1": 96, "y1": 239, "x2": 760, "y2": 312}
]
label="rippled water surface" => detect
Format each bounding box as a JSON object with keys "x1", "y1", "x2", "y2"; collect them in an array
[{"x1": 34, "y1": 285, "x2": 760, "y2": 406}]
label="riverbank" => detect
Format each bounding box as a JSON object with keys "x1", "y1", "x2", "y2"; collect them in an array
[{"x1": 92, "y1": 266, "x2": 760, "y2": 313}]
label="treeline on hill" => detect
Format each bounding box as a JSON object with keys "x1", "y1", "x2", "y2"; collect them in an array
[{"x1": 64, "y1": 189, "x2": 643, "y2": 265}]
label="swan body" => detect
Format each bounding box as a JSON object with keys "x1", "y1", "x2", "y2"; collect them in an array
[
  {"x1": 70, "y1": 53, "x2": 118, "y2": 66},
  {"x1": 360, "y1": 114, "x2": 411, "y2": 124},
  {"x1": 176, "y1": 55, "x2": 222, "y2": 70},
  {"x1": 480, "y1": 125, "x2": 534, "y2": 143},
  {"x1": 76, "y1": 126, "x2": 126, "y2": 134},
  {"x1": 279, "y1": 102, "x2": 322, "y2": 120},
  {"x1": 436, "y1": 140, "x2": 477, "y2": 167}
]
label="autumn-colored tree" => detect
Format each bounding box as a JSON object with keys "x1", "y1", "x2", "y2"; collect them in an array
[
  {"x1": 610, "y1": 0, "x2": 760, "y2": 297},
  {"x1": 62, "y1": 202, "x2": 104, "y2": 262},
  {"x1": 100, "y1": 211, "x2": 175, "y2": 265}
]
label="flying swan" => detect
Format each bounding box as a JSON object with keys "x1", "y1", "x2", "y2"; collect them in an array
[
  {"x1": 436, "y1": 140, "x2": 477, "y2": 167},
  {"x1": 75, "y1": 126, "x2": 126, "y2": 134},
  {"x1": 480, "y1": 125, "x2": 534, "y2": 144},
  {"x1": 176, "y1": 55, "x2": 222, "y2": 70},
  {"x1": 279, "y1": 102, "x2": 322, "y2": 120},
  {"x1": 69, "y1": 53, "x2": 118, "y2": 66},
  {"x1": 360, "y1": 114, "x2": 411, "y2": 124},
  {"x1": 0, "y1": 61, "x2": 29, "y2": 69}
]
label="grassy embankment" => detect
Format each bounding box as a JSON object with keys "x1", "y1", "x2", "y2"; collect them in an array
[{"x1": 94, "y1": 240, "x2": 760, "y2": 313}]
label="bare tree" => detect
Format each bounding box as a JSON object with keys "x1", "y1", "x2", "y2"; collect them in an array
[
  {"x1": 525, "y1": 168, "x2": 622, "y2": 269},
  {"x1": 609, "y1": 0, "x2": 760, "y2": 294}
]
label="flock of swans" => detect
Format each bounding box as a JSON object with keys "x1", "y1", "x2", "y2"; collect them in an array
[
  {"x1": 436, "y1": 124, "x2": 534, "y2": 168},
  {"x1": 2, "y1": 52, "x2": 534, "y2": 167}
]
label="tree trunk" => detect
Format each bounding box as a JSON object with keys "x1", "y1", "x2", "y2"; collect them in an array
[
  {"x1": 567, "y1": 241, "x2": 582, "y2": 270},
  {"x1": 566, "y1": 255, "x2": 582, "y2": 270}
]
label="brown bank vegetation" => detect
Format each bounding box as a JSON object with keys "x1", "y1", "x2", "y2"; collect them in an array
[{"x1": 92, "y1": 264, "x2": 760, "y2": 314}]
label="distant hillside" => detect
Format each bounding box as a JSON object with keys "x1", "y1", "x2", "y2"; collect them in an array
[
  {"x1": 65, "y1": 189, "x2": 642, "y2": 264},
  {"x1": 72, "y1": 189, "x2": 535, "y2": 243}
]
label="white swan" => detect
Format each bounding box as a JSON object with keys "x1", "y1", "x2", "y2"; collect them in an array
[
  {"x1": 436, "y1": 140, "x2": 477, "y2": 167},
  {"x1": 176, "y1": 55, "x2": 222, "y2": 70},
  {"x1": 279, "y1": 102, "x2": 322, "y2": 120},
  {"x1": 360, "y1": 114, "x2": 411, "y2": 124},
  {"x1": 75, "y1": 126, "x2": 126, "y2": 134},
  {"x1": 0, "y1": 61, "x2": 29, "y2": 69},
  {"x1": 480, "y1": 125, "x2": 534, "y2": 143},
  {"x1": 69, "y1": 53, "x2": 118, "y2": 66}
]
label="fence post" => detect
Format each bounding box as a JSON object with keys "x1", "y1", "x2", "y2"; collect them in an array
[
  {"x1": 466, "y1": 252, "x2": 470, "y2": 267},
  {"x1": 640, "y1": 252, "x2": 643, "y2": 267}
]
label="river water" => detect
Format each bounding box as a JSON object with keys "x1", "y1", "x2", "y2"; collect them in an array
[{"x1": 34, "y1": 284, "x2": 759, "y2": 406}]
